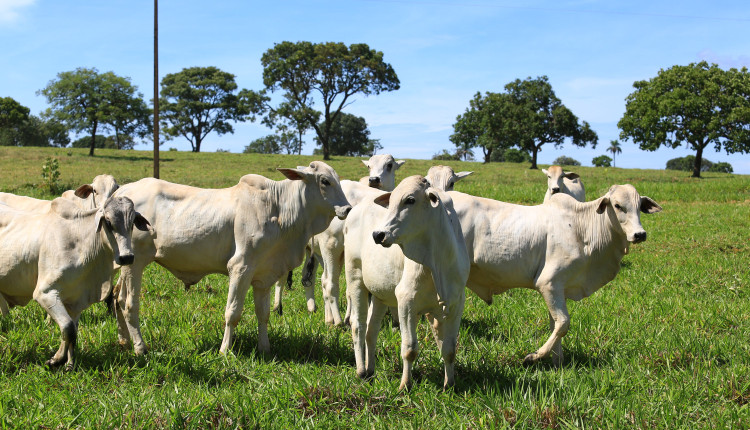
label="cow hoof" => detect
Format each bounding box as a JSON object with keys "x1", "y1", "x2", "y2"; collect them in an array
[
  {"x1": 45, "y1": 357, "x2": 64, "y2": 369},
  {"x1": 64, "y1": 362, "x2": 75, "y2": 372},
  {"x1": 134, "y1": 344, "x2": 148, "y2": 356},
  {"x1": 522, "y1": 353, "x2": 540, "y2": 366}
]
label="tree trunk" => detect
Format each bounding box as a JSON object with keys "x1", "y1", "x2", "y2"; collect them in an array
[
  {"x1": 530, "y1": 147, "x2": 539, "y2": 169},
  {"x1": 89, "y1": 122, "x2": 98, "y2": 156},
  {"x1": 322, "y1": 138, "x2": 330, "y2": 160},
  {"x1": 193, "y1": 137, "x2": 201, "y2": 153},
  {"x1": 692, "y1": 144, "x2": 704, "y2": 178},
  {"x1": 483, "y1": 147, "x2": 491, "y2": 164}
]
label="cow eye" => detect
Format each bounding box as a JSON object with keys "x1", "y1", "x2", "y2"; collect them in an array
[
  {"x1": 614, "y1": 203, "x2": 622, "y2": 210},
  {"x1": 105, "y1": 219, "x2": 113, "y2": 230},
  {"x1": 386, "y1": 164, "x2": 392, "y2": 171},
  {"x1": 321, "y1": 178, "x2": 331, "y2": 186},
  {"x1": 404, "y1": 196, "x2": 416, "y2": 205},
  {"x1": 449, "y1": 181, "x2": 455, "y2": 188}
]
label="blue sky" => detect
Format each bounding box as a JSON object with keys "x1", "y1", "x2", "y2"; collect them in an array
[{"x1": 2, "y1": 0, "x2": 749, "y2": 174}]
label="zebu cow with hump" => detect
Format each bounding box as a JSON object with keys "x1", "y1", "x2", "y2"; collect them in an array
[
  {"x1": 542, "y1": 165, "x2": 585, "y2": 202},
  {"x1": 345, "y1": 176, "x2": 469, "y2": 389},
  {"x1": 113, "y1": 161, "x2": 351, "y2": 355},
  {"x1": 0, "y1": 174, "x2": 120, "y2": 317},
  {"x1": 273, "y1": 154, "x2": 405, "y2": 323},
  {"x1": 0, "y1": 196, "x2": 150, "y2": 370},
  {"x1": 450, "y1": 184, "x2": 661, "y2": 365}
]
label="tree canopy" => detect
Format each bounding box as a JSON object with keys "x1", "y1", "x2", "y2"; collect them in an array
[
  {"x1": 159, "y1": 66, "x2": 255, "y2": 153},
  {"x1": 260, "y1": 41, "x2": 399, "y2": 159},
  {"x1": 37, "y1": 68, "x2": 148, "y2": 155},
  {"x1": 618, "y1": 61, "x2": 750, "y2": 178},
  {"x1": 0, "y1": 97, "x2": 30, "y2": 129},
  {"x1": 313, "y1": 112, "x2": 381, "y2": 157},
  {"x1": 451, "y1": 76, "x2": 597, "y2": 168}
]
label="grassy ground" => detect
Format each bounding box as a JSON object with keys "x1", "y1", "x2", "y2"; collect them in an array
[{"x1": 0, "y1": 147, "x2": 748, "y2": 428}]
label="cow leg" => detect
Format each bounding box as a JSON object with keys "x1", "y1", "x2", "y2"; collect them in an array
[
  {"x1": 321, "y1": 246, "x2": 345, "y2": 326},
  {"x1": 113, "y1": 276, "x2": 131, "y2": 348},
  {"x1": 524, "y1": 287, "x2": 569, "y2": 365},
  {"x1": 427, "y1": 308, "x2": 463, "y2": 389},
  {"x1": 346, "y1": 261, "x2": 370, "y2": 379},
  {"x1": 365, "y1": 297, "x2": 388, "y2": 377},
  {"x1": 0, "y1": 295, "x2": 9, "y2": 317},
  {"x1": 388, "y1": 306, "x2": 400, "y2": 331},
  {"x1": 253, "y1": 285, "x2": 272, "y2": 354},
  {"x1": 220, "y1": 266, "x2": 253, "y2": 355},
  {"x1": 398, "y1": 301, "x2": 419, "y2": 391},
  {"x1": 272, "y1": 279, "x2": 284, "y2": 316},
  {"x1": 301, "y1": 247, "x2": 318, "y2": 313},
  {"x1": 549, "y1": 311, "x2": 563, "y2": 367},
  {"x1": 116, "y1": 263, "x2": 149, "y2": 355},
  {"x1": 35, "y1": 288, "x2": 76, "y2": 369}
]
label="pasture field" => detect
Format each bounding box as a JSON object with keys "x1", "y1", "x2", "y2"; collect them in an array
[{"x1": 0, "y1": 146, "x2": 749, "y2": 428}]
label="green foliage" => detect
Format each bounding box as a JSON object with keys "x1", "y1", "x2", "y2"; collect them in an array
[
  {"x1": 244, "y1": 134, "x2": 282, "y2": 154},
  {"x1": 260, "y1": 41, "x2": 399, "y2": 159},
  {"x1": 619, "y1": 61, "x2": 750, "y2": 178},
  {"x1": 451, "y1": 92, "x2": 517, "y2": 163},
  {"x1": 37, "y1": 68, "x2": 149, "y2": 156},
  {"x1": 666, "y1": 155, "x2": 713, "y2": 172},
  {"x1": 431, "y1": 149, "x2": 460, "y2": 161},
  {"x1": 489, "y1": 147, "x2": 531, "y2": 163},
  {"x1": 710, "y1": 162, "x2": 733, "y2": 173},
  {"x1": 0, "y1": 97, "x2": 30, "y2": 129},
  {"x1": 607, "y1": 140, "x2": 622, "y2": 167},
  {"x1": 552, "y1": 155, "x2": 580, "y2": 166},
  {"x1": 160, "y1": 66, "x2": 252, "y2": 153},
  {"x1": 71, "y1": 135, "x2": 119, "y2": 149},
  {"x1": 313, "y1": 112, "x2": 381, "y2": 157},
  {"x1": 39, "y1": 157, "x2": 61, "y2": 193},
  {"x1": 592, "y1": 154, "x2": 612, "y2": 167},
  {"x1": 0, "y1": 115, "x2": 69, "y2": 147}
]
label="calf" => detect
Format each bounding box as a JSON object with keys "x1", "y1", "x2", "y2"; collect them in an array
[
  {"x1": 542, "y1": 165, "x2": 585, "y2": 202},
  {"x1": 112, "y1": 161, "x2": 351, "y2": 355},
  {"x1": 450, "y1": 184, "x2": 661, "y2": 365},
  {"x1": 0, "y1": 196, "x2": 149, "y2": 369},
  {"x1": 345, "y1": 176, "x2": 469, "y2": 389}
]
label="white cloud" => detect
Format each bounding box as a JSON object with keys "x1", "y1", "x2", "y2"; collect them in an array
[
  {"x1": 698, "y1": 50, "x2": 750, "y2": 69},
  {"x1": 0, "y1": 0, "x2": 35, "y2": 24}
]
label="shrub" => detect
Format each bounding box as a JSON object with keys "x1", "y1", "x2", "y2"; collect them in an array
[
  {"x1": 552, "y1": 156, "x2": 580, "y2": 166},
  {"x1": 666, "y1": 155, "x2": 714, "y2": 172},
  {"x1": 40, "y1": 157, "x2": 61, "y2": 194},
  {"x1": 489, "y1": 148, "x2": 531, "y2": 163},
  {"x1": 709, "y1": 162, "x2": 733, "y2": 173},
  {"x1": 592, "y1": 155, "x2": 612, "y2": 167},
  {"x1": 432, "y1": 149, "x2": 460, "y2": 161}
]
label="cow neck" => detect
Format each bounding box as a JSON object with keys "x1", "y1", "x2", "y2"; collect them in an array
[
  {"x1": 270, "y1": 179, "x2": 328, "y2": 235},
  {"x1": 52, "y1": 206, "x2": 111, "y2": 266},
  {"x1": 573, "y1": 198, "x2": 627, "y2": 261}
]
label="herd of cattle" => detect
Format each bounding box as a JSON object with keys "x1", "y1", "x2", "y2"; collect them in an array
[{"x1": 0, "y1": 154, "x2": 661, "y2": 389}]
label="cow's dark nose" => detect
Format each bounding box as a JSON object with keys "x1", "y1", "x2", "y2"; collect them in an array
[
  {"x1": 551, "y1": 187, "x2": 560, "y2": 194},
  {"x1": 373, "y1": 231, "x2": 386, "y2": 244},
  {"x1": 118, "y1": 254, "x2": 135, "y2": 265},
  {"x1": 369, "y1": 177, "x2": 381, "y2": 187},
  {"x1": 633, "y1": 232, "x2": 647, "y2": 243},
  {"x1": 343, "y1": 206, "x2": 352, "y2": 216}
]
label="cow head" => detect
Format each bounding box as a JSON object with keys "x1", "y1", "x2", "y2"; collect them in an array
[
  {"x1": 372, "y1": 175, "x2": 442, "y2": 248},
  {"x1": 73, "y1": 174, "x2": 120, "y2": 208},
  {"x1": 278, "y1": 161, "x2": 352, "y2": 220},
  {"x1": 425, "y1": 165, "x2": 473, "y2": 191},
  {"x1": 362, "y1": 154, "x2": 405, "y2": 191},
  {"x1": 95, "y1": 196, "x2": 151, "y2": 266},
  {"x1": 542, "y1": 165, "x2": 579, "y2": 195},
  {"x1": 596, "y1": 184, "x2": 662, "y2": 244}
]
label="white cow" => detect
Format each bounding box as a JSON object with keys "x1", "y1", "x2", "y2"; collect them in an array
[
  {"x1": 450, "y1": 184, "x2": 661, "y2": 365},
  {"x1": 112, "y1": 161, "x2": 351, "y2": 355},
  {"x1": 345, "y1": 176, "x2": 469, "y2": 389},
  {"x1": 542, "y1": 165, "x2": 585, "y2": 202},
  {"x1": 0, "y1": 174, "x2": 119, "y2": 317},
  {"x1": 0, "y1": 196, "x2": 150, "y2": 370},
  {"x1": 273, "y1": 154, "x2": 405, "y2": 322}
]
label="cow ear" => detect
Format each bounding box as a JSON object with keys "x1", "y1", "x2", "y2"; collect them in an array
[
  {"x1": 596, "y1": 197, "x2": 610, "y2": 214},
  {"x1": 361, "y1": 160, "x2": 370, "y2": 169},
  {"x1": 395, "y1": 160, "x2": 406, "y2": 169},
  {"x1": 373, "y1": 193, "x2": 391, "y2": 208},
  {"x1": 542, "y1": 169, "x2": 549, "y2": 175},
  {"x1": 296, "y1": 165, "x2": 307, "y2": 171},
  {"x1": 134, "y1": 212, "x2": 152, "y2": 232},
  {"x1": 640, "y1": 196, "x2": 662, "y2": 214},
  {"x1": 564, "y1": 172, "x2": 580, "y2": 180},
  {"x1": 94, "y1": 209, "x2": 105, "y2": 232},
  {"x1": 277, "y1": 168, "x2": 308, "y2": 181},
  {"x1": 427, "y1": 189, "x2": 440, "y2": 208},
  {"x1": 75, "y1": 184, "x2": 94, "y2": 199},
  {"x1": 456, "y1": 171, "x2": 473, "y2": 181}
]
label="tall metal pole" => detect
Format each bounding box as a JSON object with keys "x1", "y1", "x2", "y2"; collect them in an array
[{"x1": 153, "y1": 0, "x2": 160, "y2": 178}]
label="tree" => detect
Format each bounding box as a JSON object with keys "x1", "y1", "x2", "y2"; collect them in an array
[
  {"x1": 505, "y1": 76, "x2": 598, "y2": 169},
  {"x1": 489, "y1": 147, "x2": 531, "y2": 163},
  {"x1": 38, "y1": 68, "x2": 147, "y2": 156},
  {"x1": 666, "y1": 155, "x2": 713, "y2": 172},
  {"x1": 0, "y1": 115, "x2": 69, "y2": 147},
  {"x1": 159, "y1": 66, "x2": 254, "y2": 153},
  {"x1": 451, "y1": 92, "x2": 517, "y2": 163},
  {"x1": 71, "y1": 135, "x2": 118, "y2": 149},
  {"x1": 313, "y1": 112, "x2": 381, "y2": 157},
  {"x1": 260, "y1": 41, "x2": 399, "y2": 160},
  {"x1": 592, "y1": 155, "x2": 612, "y2": 167},
  {"x1": 607, "y1": 140, "x2": 622, "y2": 167},
  {"x1": 106, "y1": 78, "x2": 151, "y2": 149},
  {"x1": 619, "y1": 62, "x2": 750, "y2": 178},
  {"x1": 710, "y1": 162, "x2": 733, "y2": 173},
  {"x1": 552, "y1": 156, "x2": 581, "y2": 166},
  {"x1": 244, "y1": 134, "x2": 282, "y2": 154},
  {"x1": 0, "y1": 97, "x2": 30, "y2": 129}
]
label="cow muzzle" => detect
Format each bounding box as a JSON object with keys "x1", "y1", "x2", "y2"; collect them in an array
[
  {"x1": 372, "y1": 230, "x2": 392, "y2": 248},
  {"x1": 631, "y1": 231, "x2": 647, "y2": 244},
  {"x1": 368, "y1": 177, "x2": 382, "y2": 189},
  {"x1": 551, "y1": 187, "x2": 560, "y2": 194},
  {"x1": 335, "y1": 205, "x2": 353, "y2": 220},
  {"x1": 117, "y1": 254, "x2": 135, "y2": 266}
]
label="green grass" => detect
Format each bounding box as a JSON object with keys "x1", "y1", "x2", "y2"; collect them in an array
[{"x1": 0, "y1": 147, "x2": 749, "y2": 428}]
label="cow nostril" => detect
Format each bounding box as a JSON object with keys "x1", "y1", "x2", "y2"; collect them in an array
[
  {"x1": 119, "y1": 254, "x2": 135, "y2": 265},
  {"x1": 343, "y1": 206, "x2": 352, "y2": 216},
  {"x1": 633, "y1": 232, "x2": 647, "y2": 243},
  {"x1": 552, "y1": 188, "x2": 560, "y2": 193},
  {"x1": 369, "y1": 177, "x2": 380, "y2": 184},
  {"x1": 372, "y1": 231, "x2": 386, "y2": 244}
]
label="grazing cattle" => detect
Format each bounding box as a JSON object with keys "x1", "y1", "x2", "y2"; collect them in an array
[
  {"x1": 112, "y1": 161, "x2": 351, "y2": 355},
  {"x1": 0, "y1": 196, "x2": 150, "y2": 370},
  {"x1": 344, "y1": 176, "x2": 469, "y2": 389},
  {"x1": 0, "y1": 175, "x2": 119, "y2": 317},
  {"x1": 449, "y1": 184, "x2": 661, "y2": 365},
  {"x1": 425, "y1": 165, "x2": 473, "y2": 192},
  {"x1": 273, "y1": 154, "x2": 405, "y2": 322},
  {"x1": 542, "y1": 165, "x2": 585, "y2": 202}
]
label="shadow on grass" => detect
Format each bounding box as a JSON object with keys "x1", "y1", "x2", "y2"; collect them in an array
[
  {"x1": 460, "y1": 317, "x2": 509, "y2": 342},
  {"x1": 94, "y1": 154, "x2": 175, "y2": 163}
]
